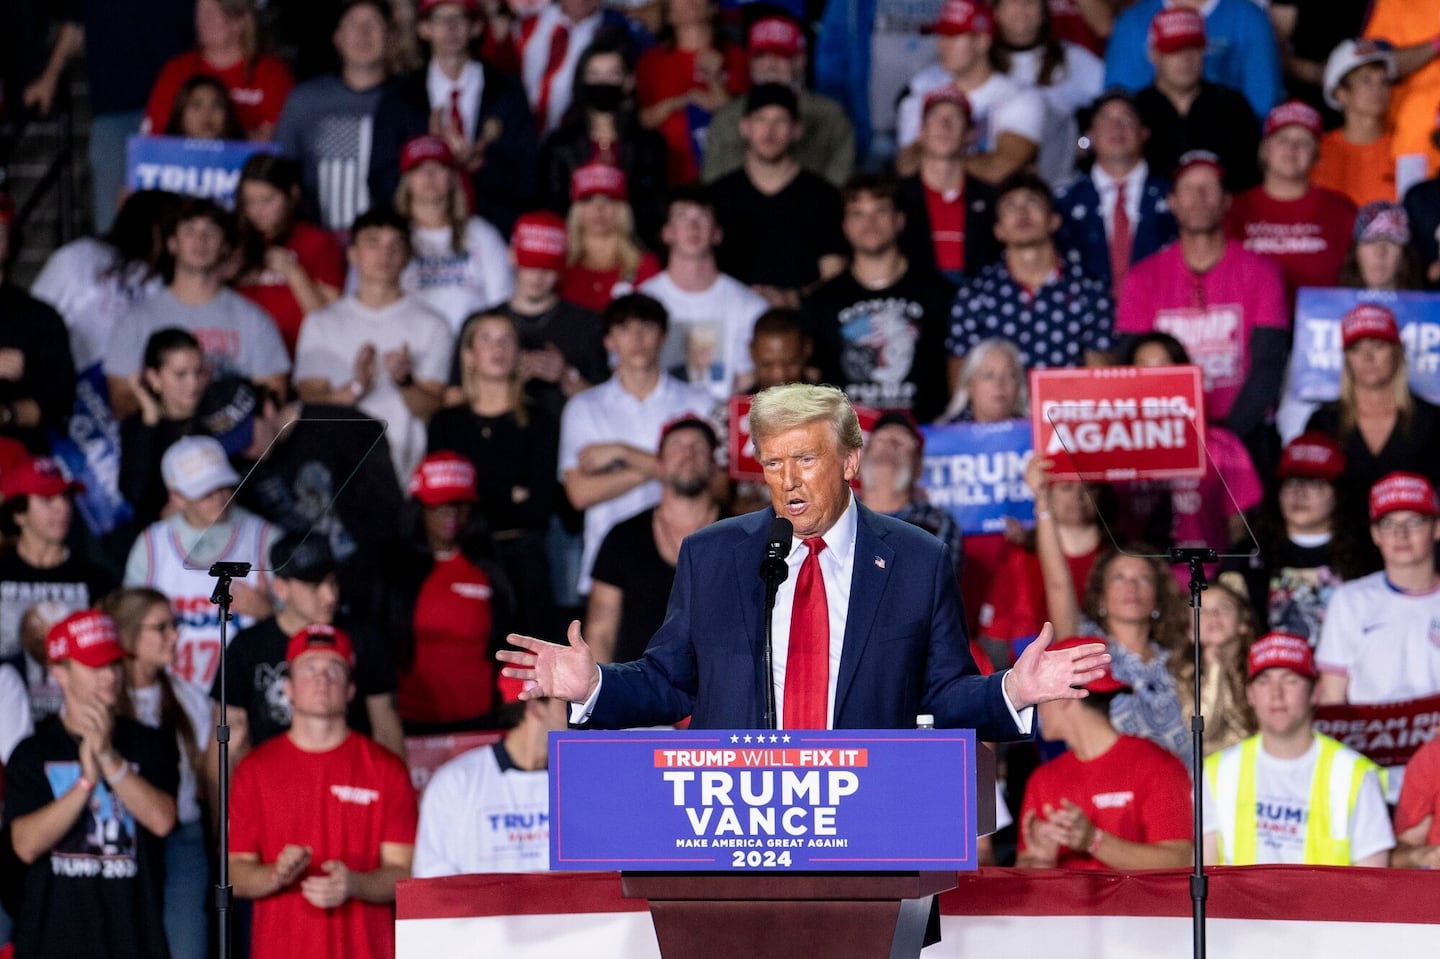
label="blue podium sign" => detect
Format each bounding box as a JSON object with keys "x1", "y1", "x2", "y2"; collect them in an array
[{"x1": 549, "y1": 729, "x2": 982, "y2": 872}]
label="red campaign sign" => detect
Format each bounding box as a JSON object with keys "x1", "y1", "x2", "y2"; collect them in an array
[
  {"x1": 405, "y1": 730, "x2": 502, "y2": 794},
  {"x1": 1313, "y1": 693, "x2": 1440, "y2": 770},
  {"x1": 727, "y1": 395, "x2": 883, "y2": 483},
  {"x1": 1028, "y1": 366, "x2": 1207, "y2": 481}
]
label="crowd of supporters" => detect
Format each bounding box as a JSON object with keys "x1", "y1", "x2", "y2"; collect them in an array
[{"x1": 5, "y1": 0, "x2": 1440, "y2": 955}]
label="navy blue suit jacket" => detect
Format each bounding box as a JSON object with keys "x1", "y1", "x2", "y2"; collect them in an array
[
  {"x1": 587, "y1": 504, "x2": 1020, "y2": 739},
  {"x1": 1053, "y1": 170, "x2": 1177, "y2": 289}
]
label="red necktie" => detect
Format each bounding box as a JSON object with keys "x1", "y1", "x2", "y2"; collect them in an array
[
  {"x1": 449, "y1": 87, "x2": 466, "y2": 141},
  {"x1": 784, "y1": 538, "x2": 830, "y2": 729},
  {"x1": 535, "y1": 22, "x2": 570, "y2": 133},
  {"x1": 1109, "y1": 180, "x2": 1133, "y2": 294}
]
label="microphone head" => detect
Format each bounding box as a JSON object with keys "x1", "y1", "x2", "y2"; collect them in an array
[{"x1": 766, "y1": 517, "x2": 794, "y2": 557}]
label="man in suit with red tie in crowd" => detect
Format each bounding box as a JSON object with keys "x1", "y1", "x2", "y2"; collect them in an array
[{"x1": 500, "y1": 382, "x2": 1109, "y2": 735}]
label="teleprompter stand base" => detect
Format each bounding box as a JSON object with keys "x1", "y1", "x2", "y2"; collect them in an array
[{"x1": 622, "y1": 871, "x2": 957, "y2": 959}]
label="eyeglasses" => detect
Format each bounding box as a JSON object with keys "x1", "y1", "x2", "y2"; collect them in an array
[
  {"x1": 140, "y1": 619, "x2": 179, "y2": 634},
  {"x1": 1375, "y1": 515, "x2": 1433, "y2": 535}
]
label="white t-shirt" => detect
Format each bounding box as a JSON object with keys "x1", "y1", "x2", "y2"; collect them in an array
[
  {"x1": 559, "y1": 374, "x2": 714, "y2": 593},
  {"x1": 1202, "y1": 737, "x2": 1395, "y2": 864},
  {"x1": 103, "y1": 288, "x2": 291, "y2": 381},
  {"x1": 413, "y1": 743, "x2": 551, "y2": 876},
  {"x1": 131, "y1": 680, "x2": 212, "y2": 825},
  {"x1": 639, "y1": 271, "x2": 767, "y2": 402},
  {"x1": 1002, "y1": 43, "x2": 1104, "y2": 188},
  {"x1": 401, "y1": 218, "x2": 516, "y2": 334},
  {"x1": 1315, "y1": 572, "x2": 1440, "y2": 705},
  {"x1": 294, "y1": 295, "x2": 454, "y2": 484},
  {"x1": 31, "y1": 238, "x2": 163, "y2": 372},
  {"x1": 521, "y1": 6, "x2": 602, "y2": 134},
  {"x1": 896, "y1": 67, "x2": 1046, "y2": 153},
  {"x1": 0, "y1": 662, "x2": 33, "y2": 764}
]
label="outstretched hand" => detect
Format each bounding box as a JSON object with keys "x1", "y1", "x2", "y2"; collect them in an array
[
  {"x1": 496, "y1": 620, "x2": 600, "y2": 704},
  {"x1": 1005, "y1": 623, "x2": 1110, "y2": 710}
]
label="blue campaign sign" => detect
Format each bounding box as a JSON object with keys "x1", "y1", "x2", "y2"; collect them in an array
[
  {"x1": 1287, "y1": 287, "x2": 1440, "y2": 405},
  {"x1": 550, "y1": 729, "x2": 980, "y2": 872},
  {"x1": 125, "y1": 135, "x2": 280, "y2": 208},
  {"x1": 917, "y1": 420, "x2": 1033, "y2": 535}
]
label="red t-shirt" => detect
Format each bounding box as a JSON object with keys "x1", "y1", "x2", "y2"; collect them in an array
[
  {"x1": 923, "y1": 183, "x2": 966, "y2": 275},
  {"x1": 980, "y1": 542, "x2": 1097, "y2": 645},
  {"x1": 1018, "y1": 734, "x2": 1193, "y2": 869},
  {"x1": 236, "y1": 222, "x2": 346, "y2": 357},
  {"x1": 1395, "y1": 735, "x2": 1440, "y2": 846},
  {"x1": 635, "y1": 45, "x2": 749, "y2": 186},
  {"x1": 398, "y1": 553, "x2": 497, "y2": 724},
  {"x1": 558, "y1": 252, "x2": 662, "y2": 313},
  {"x1": 1226, "y1": 186, "x2": 1357, "y2": 294},
  {"x1": 230, "y1": 733, "x2": 418, "y2": 959},
  {"x1": 144, "y1": 51, "x2": 295, "y2": 136}
]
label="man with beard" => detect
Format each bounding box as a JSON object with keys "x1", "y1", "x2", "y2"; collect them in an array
[
  {"x1": 805, "y1": 174, "x2": 953, "y2": 422},
  {"x1": 586, "y1": 416, "x2": 723, "y2": 663},
  {"x1": 855, "y1": 412, "x2": 963, "y2": 570}
]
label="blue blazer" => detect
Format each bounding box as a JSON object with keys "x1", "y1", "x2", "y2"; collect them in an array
[
  {"x1": 1053, "y1": 171, "x2": 1177, "y2": 288},
  {"x1": 587, "y1": 504, "x2": 1020, "y2": 740}
]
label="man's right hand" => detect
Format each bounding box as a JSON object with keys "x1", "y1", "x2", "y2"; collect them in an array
[{"x1": 497, "y1": 620, "x2": 600, "y2": 704}]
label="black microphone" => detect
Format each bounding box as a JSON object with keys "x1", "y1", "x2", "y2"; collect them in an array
[{"x1": 761, "y1": 516, "x2": 793, "y2": 586}]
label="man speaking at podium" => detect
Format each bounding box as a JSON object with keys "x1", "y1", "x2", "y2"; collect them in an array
[{"x1": 500, "y1": 384, "x2": 1108, "y2": 735}]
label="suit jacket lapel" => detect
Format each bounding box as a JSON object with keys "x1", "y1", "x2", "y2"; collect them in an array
[{"x1": 834, "y1": 507, "x2": 894, "y2": 720}]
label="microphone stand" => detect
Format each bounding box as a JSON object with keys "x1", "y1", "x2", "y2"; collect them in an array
[
  {"x1": 760, "y1": 559, "x2": 787, "y2": 730},
  {"x1": 209, "y1": 561, "x2": 251, "y2": 959},
  {"x1": 1170, "y1": 546, "x2": 1216, "y2": 959}
]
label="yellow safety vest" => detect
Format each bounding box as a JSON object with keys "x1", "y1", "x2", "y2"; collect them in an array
[{"x1": 1204, "y1": 733, "x2": 1380, "y2": 866}]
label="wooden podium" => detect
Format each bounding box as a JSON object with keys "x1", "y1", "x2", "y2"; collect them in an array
[{"x1": 622, "y1": 870, "x2": 957, "y2": 959}]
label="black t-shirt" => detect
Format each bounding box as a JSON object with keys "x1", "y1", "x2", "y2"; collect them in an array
[
  {"x1": 446, "y1": 301, "x2": 610, "y2": 421},
  {"x1": 1224, "y1": 537, "x2": 1340, "y2": 645},
  {"x1": 590, "y1": 508, "x2": 676, "y2": 664},
  {"x1": 234, "y1": 404, "x2": 404, "y2": 611},
  {"x1": 803, "y1": 267, "x2": 955, "y2": 422},
  {"x1": 0, "y1": 549, "x2": 113, "y2": 664},
  {"x1": 426, "y1": 403, "x2": 560, "y2": 535},
  {"x1": 711, "y1": 168, "x2": 847, "y2": 291},
  {"x1": 1135, "y1": 82, "x2": 1262, "y2": 193},
  {"x1": 4, "y1": 715, "x2": 179, "y2": 959},
  {"x1": 209, "y1": 615, "x2": 395, "y2": 749}
]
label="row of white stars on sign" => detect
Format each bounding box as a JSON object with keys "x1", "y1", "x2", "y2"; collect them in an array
[{"x1": 730, "y1": 734, "x2": 792, "y2": 743}]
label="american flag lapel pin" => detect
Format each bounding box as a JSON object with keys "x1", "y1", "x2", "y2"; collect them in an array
[{"x1": 874, "y1": 556, "x2": 885, "y2": 569}]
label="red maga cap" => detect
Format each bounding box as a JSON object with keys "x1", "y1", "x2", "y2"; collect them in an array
[
  {"x1": 0, "y1": 457, "x2": 84, "y2": 501},
  {"x1": 922, "y1": 85, "x2": 972, "y2": 124},
  {"x1": 1370, "y1": 471, "x2": 1438, "y2": 523},
  {"x1": 1277, "y1": 431, "x2": 1344, "y2": 482},
  {"x1": 409, "y1": 451, "x2": 480, "y2": 507},
  {"x1": 1148, "y1": 8, "x2": 1206, "y2": 54},
  {"x1": 46, "y1": 610, "x2": 125, "y2": 668},
  {"x1": 285, "y1": 624, "x2": 356, "y2": 668},
  {"x1": 1247, "y1": 631, "x2": 1316, "y2": 681},
  {"x1": 511, "y1": 211, "x2": 568, "y2": 271},
  {"x1": 571, "y1": 163, "x2": 628, "y2": 202},
  {"x1": 926, "y1": 0, "x2": 994, "y2": 37},
  {"x1": 1340, "y1": 302, "x2": 1401, "y2": 350},
  {"x1": 748, "y1": 16, "x2": 805, "y2": 56},
  {"x1": 1264, "y1": 99, "x2": 1323, "y2": 139},
  {"x1": 400, "y1": 135, "x2": 456, "y2": 174}
]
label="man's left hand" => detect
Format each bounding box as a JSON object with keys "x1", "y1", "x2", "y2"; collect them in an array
[
  {"x1": 1005, "y1": 623, "x2": 1110, "y2": 710},
  {"x1": 300, "y1": 860, "x2": 352, "y2": 909}
]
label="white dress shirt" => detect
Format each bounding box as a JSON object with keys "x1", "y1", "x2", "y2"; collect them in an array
[
  {"x1": 1091, "y1": 160, "x2": 1148, "y2": 243},
  {"x1": 427, "y1": 59, "x2": 485, "y2": 142},
  {"x1": 573, "y1": 496, "x2": 1034, "y2": 733}
]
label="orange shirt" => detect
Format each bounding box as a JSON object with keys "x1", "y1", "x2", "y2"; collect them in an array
[
  {"x1": 1364, "y1": 0, "x2": 1440, "y2": 176},
  {"x1": 1312, "y1": 130, "x2": 1398, "y2": 207}
]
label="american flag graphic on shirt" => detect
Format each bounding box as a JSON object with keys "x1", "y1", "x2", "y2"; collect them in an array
[{"x1": 312, "y1": 114, "x2": 374, "y2": 231}]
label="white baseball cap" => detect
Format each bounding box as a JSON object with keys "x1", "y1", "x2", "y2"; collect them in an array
[
  {"x1": 1323, "y1": 38, "x2": 1396, "y2": 110},
  {"x1": 161, "y1": 436, "x2": 242, "y2": 500}
]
